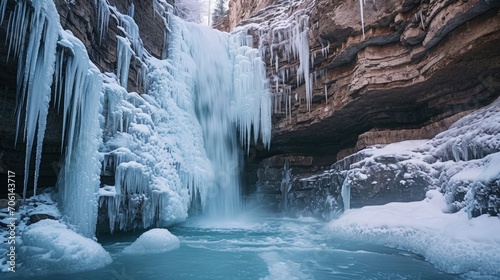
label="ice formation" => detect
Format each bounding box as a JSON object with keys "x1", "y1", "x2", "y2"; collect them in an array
[
  {"x1": 327, "y1": 190, "x2": 500, "y2": 276},
  {"x1": 93, "y1": 0, "x2": 110, "y2": 44},
  {"x1": 98, "y1": 13, "x2": 272, "y2": 231},
  {"x1": 359, "y1": 0, "x2": 365, "y2": 39},
  {"x1": 123, "y1": 228, "x2": 180, "y2": 254},
  {"x1": 4, "y1": 0, "x2": 272, "y2": 239},
  {"x1": 5, "y1": 0, "x2": 59, "y2": 199},
  {"x1": 54, "y1": 30, "x2": 104, "y2": 238},
  {"x1": 21, "y1": 219, "x2": 112, "y2": 275},
  {"x1": 233, "y1": 0, "x2": 314, "y2": 113}
]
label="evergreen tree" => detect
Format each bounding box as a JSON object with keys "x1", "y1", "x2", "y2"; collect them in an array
[{"x1": 212, "y1": 0, "x2": 226, "y2": 23}]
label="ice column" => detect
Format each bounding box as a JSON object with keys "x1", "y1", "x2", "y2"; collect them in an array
[{"x1": 55, "y1": 31, "x2": 103, "y2": 238}]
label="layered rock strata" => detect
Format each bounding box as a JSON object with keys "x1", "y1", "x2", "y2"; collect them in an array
[{"x1": 227, "y1": 0, "x2": 500, "y2": 208}]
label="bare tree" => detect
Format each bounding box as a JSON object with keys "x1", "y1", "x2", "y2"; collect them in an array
[{"x1": 175, "y1": 0, "x2": 204, "y2": 23}]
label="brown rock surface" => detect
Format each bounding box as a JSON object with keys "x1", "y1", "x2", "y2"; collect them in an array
[{"x1": 229, "y1": 0, "x2": 500, "y2": 189}]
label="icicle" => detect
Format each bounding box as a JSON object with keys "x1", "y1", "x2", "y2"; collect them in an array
[
  {"x1": 55, "y1": 30, "x2": 104, "y2": 238},
  {"x1": 93, "y1": 0, "x2": 111, "y2": 44},
  {"x1": 341, "y1": 175, "x2": 351, "y2": 211},
  {"x1": 324, "y1": 84, "x2": 328, "y2": 104},
  {"x1": 116, "y1": 36, "x2": 133, "y2": 89},
  {"x1": 128, "y1": 2, "x2": 135, "y2": 18},
  {"x1": 7, "y1": 0, "x2": 59, "y2": 198},
  {"x1": 275, "y1": 54, "x2": 278, "y2": 73},
  {"x1": 359, "y1": 0, "x2": 365, "y2": 39},
  {"x1": 0, "y1": 0, "x2": 7, "y2": 25}
]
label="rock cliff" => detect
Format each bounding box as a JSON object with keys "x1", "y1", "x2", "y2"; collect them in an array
[{"x1": 226, "y1": 0, "x2": 500, "y2": 208}]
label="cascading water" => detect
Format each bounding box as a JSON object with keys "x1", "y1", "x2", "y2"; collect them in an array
[{"x1": 170, "y1": 18, "x2": 272, "y2": 218}]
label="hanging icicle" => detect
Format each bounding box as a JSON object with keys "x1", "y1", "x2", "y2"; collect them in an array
[{"x1": 7, "y1": 0, "x2": 59, "y2": 198}]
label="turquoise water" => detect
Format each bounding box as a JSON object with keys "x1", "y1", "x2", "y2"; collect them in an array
[{"x1": 18, "y1": 215, "x2": 459, "y2": 280}]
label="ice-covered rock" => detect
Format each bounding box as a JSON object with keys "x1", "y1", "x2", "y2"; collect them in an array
[
  {"x1": 123, "y1": 228, "x2": 180, "y2": 255},
  {"x1": 20, "y1": 219, "x2": 112, "y2": 275},
  {"x1": 289, "y1": 97, "x2": 500, "y2": 218},
  {"x1": 327, "y1": 190, "x2": 500, "y2": 277}
]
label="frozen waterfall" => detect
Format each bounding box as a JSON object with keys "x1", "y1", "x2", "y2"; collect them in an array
[{"x1": 5, "y1": 0, "x2": 271, "y2": 236}]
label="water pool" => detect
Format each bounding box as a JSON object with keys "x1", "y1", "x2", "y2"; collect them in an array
[{"x1": 17, "y1": 216, "x2": 460, "y2": 280}]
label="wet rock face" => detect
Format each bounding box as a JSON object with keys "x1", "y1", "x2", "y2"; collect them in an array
[{"x1": 254, "y1": 156, "x2": 331, "y2": 211}]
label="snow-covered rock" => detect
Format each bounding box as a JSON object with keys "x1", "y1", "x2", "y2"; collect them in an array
[
  {"x1": 293, "y1": 97, "x2": 500, "y2": 219},
  {"x1": 20, "y1": 219, "x2": 112, "y2": 275},
  {"x1": 327, "y1": 190, "x2": 500, "y2": 277},
  {"x1": 123, "y1": 228, "x2": 180, "y2": 255}
]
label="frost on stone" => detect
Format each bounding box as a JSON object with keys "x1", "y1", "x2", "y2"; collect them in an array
[{"x1": 122, "y1": 228, "x2": 180, "y2": 255}]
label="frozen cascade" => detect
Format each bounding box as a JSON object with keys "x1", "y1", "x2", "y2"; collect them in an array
[
  {"x1": 7, "y1": 0, "x2": 271, "y2": 236},
  {"x1": 170, "y1": 18, "x2": 272, "y2": 218},
  {"x1": 4, "y1": 0, "x2": 104, "y2": 238},
  {"x1": 54, "y1": 31, "x2": 104, "y2": 238},
  {"x1": 99, "y1": 14, "x2": 271, "y2": 229}
]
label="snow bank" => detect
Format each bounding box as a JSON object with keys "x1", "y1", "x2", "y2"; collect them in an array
[
  {"x1": 21, "y1": 219, "x2": 112, "y2": 275},
  {"x1": 326, "y1": 190, "x2": 500, "y2": 276},
  {"x1": 123, "y1": 228, "x2": 180, "y2": 255}
]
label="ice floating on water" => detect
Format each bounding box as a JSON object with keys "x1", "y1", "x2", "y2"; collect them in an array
[
  {"x1": 123, "y1": 228, "x2": 180, "y2": 255},
  {"x1": 327, "y1": 190, "x2": 500, "y2": 276},
  {"x1": 259, "y1": 252, "x2": 312, "y2": 280},
  {"x1": 21, "y1": 219, "x2": 112, "y2": 275}
]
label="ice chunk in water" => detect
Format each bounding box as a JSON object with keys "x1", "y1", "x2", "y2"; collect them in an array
[{"x1": 123, "y1": 228, "x2": 180, "y2": 255}]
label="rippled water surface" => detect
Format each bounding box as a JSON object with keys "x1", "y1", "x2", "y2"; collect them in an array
[{"x1": 26, "y1": 216, "x2": 460, "y2": 280}]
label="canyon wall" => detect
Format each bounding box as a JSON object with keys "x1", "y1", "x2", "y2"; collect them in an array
[{"x1": 226, "y1": 0, "x2": 500, "y2": 209}]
